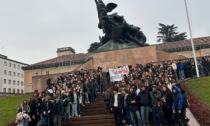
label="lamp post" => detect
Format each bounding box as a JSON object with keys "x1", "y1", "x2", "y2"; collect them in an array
[{"x1": 184, "y1": 0, "x2": 200, "y2": 77}]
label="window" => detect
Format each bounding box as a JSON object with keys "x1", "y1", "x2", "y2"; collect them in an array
[
  {"x1": 17, "y1": 73, "x2": 20, "y2": 77},
  {"x1": 21, "y1": 89, "x2": 23, "y2": 93},
  {"x1": 186, "y1": 46, "x2": 192, "y2": 51},
  {"x1": 205, "y1": 52, "x2": 210, "y2": 56},
  {"x1": 4, "y1": 79, "x2": 6, "y2": 84},
  {"x1": 9, "y1": 63, "x2": 11, "y2": 67},
  {"x1": 8, "y1": 80, "x2": 11, "y2": 84},
  {"x1": 35, "y1": 72, "x2": 38, "y2": 76},
  {"x1": 181, "y1": 47, "x2": 186, "y2": 51},
  {"x1": 46, "y1": 71, "x2": 49, "y2": 75},
  {"x1": 176, "y1": 47, "x2": 182, "y2": 52},
  {"x1": 56, "y1": 70, "x2": 60, "y2": 74},
  {"x1": 9, "y1": 71, "x2": 11, "y2": 76},
  {"x1": 17, "y1": 81, "x2": 20, "y2": 85},
  {"x1": 13, "y1": 80, "x2": 16, "y2": 85},
  {"x1": 18, "y1": 65, "x2": 20, "y2": 69},
  {"x1": 4, "y1": 61, "x2": 7, "y2": 66},
  {"x1": 3, "y1": 88, "x2": 6, "y2": 93},
  {"x1": 8, "y1": 88, "x2": 11, "y2": 93},
  {"x1": 13, "y1": 72, "x2": 16, "y2": 77},
  {"x1": 21, "y1": 74, "x2": 23, "y2": 78},
  {"x1": 13, "y1": 64, "x2": 16, "y2": 68},
  {"x1": 195, "y1": 45, "x2": 201, "y2": 50},
  {"x1": 4, "y1": 70, "x2": 7, "y2": 75},
  {"x1": 13, "y1": 89, "x2": 15, "y2": 93},
  {"x1": 17, "y1": 89, "x2": 20, "y2": 93},
  {"x1": 21, "y1": 81, "x2": 23, "y2": 86}
]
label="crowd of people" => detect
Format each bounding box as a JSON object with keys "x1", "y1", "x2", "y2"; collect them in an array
[
  {"x1": 14, "y1": 57, "x2": 210, "y2": 126},
  {"x1": 15, "y1": 69, "x2": 106, "y2": 126}
]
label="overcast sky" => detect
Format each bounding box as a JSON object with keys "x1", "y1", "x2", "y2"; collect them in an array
[{"x1": 0, "y1": 0, "x2": 209, "y2": 64}]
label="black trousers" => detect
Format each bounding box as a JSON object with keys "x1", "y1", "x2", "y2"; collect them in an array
[{"x1": 113, "y1": 107, "x2": 122, "y2": 126}]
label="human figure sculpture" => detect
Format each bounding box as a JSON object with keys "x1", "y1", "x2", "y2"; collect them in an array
[{"x1": 94, "y1": 0, "x2": 146, "y2": 46}]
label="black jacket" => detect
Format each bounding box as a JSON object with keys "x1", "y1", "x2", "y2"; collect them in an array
[
  {"x1": 126, "y1": 92, "x2": 139, "y2": 111},
  {"x1": 110, "y1": 93, "x2": 123, "y2": 108},
  {"x1": 41, "y1": 100, "x2": 53, "y2": 115},
  {"x1": 139, "y1": 91, "x2": 151, "y2": 106},
  {"x1": 53, "y1": 100, "x2": 64, "y2": 116},
  {"x1": 70, "y1": 92, "x2": 79, "y2": 103}
]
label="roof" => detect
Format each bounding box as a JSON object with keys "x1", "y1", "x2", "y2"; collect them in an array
[
  {"x1": 32, "y1": 53, "x2": 92, "y2": 66},
  {"x1": 155, "y1": 36, "x2": 210, "y2": 50},
  {"x1": 0, "y1": 54, "x2": 28, "y2": 65},
  {"x1": 22, "y1": 53, "x2": 93, "y2": 70}
]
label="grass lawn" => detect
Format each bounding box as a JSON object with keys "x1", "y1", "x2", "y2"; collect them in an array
[
  {"x1": 0, "y1": 94, "x2": 32, "y2": 126},
  {"x1": 186, "y1": 76, "x2": 210, "y2": 107}
]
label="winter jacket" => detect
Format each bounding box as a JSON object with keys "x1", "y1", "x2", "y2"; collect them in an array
[
  {"x1": 172, "y1": 86, "x2": 184, "y2": 110},
  {"x1": 177, "y1": 63, "x2": 184, "y2": 71},
  {"x1": 53, "y1": 100, "x2": 64, "y2": 116},
  {"x1": 41, "y1": 100, "x2": 53, "y2": 115},
  {"x1": 139, "y1": 91, "x2": 151, "y2": 106},
  {"x1": 126, "y1": 92, "x2": 139, "y2": 111},
  {"x1": 70, "y1": 91, "x2": 79, "y2": 103},
  {"x1": 110, "y1": 93, "x2": 123, "y2": 108},
  {"x1": 150, "y1": 90, "x2": 161, "y2": 106}
]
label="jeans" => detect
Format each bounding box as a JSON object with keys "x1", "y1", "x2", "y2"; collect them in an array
[
  {"x1": 125, "y1": 108, "x2": 131, "y2": 125},
  {"x1": 77, "y1": 103, "x2": 82, "y2": 115},
  {"x1": 178, "y1": 70, "x2": 185, "y2": 79},
  {"x1": 90, "y1": 89, "x2": 95, "y2": 102},
  {"x1": 130, "y1": 110, "x2": 142, "y2": 126},
  {"x1": 141, "y1": 106, "x2": 150, "y2": 125},
  {"x1": 71, "y1": 103, "x2": 78, "y2": 117},
  {"x1": 42, "y1": 115, "x2": 50, "y2": 126},
  {"x1": 113, "y1": 107, "x2": 122, "y2": 126},
  {"x1": 85, "y1": 92, "x2": 90, "y2": 103},
  {"x1": 19, "y1": 118, "x2": 28, "y2": 126},
  {"x1": 53, "y1": 115, "x2": 62, "y2": 126},
  {"x1": 64, "y1": 104, "x2": 70, "y2": 119},
  {"x1": 152, "y1": 105, "x2": 162, "y2": 125}
]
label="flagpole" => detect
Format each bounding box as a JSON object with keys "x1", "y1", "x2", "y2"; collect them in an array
[{"x1": 184, "y1": 0, "x2": 200, "y2": 77}]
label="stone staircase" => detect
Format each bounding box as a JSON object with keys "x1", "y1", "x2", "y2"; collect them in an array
[{"x1": 63, "y1": 93, "x2": 115, "y2": 126}]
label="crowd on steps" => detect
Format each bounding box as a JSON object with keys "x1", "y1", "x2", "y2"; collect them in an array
[{"x1": 13, "y1": 57, "x2": 210, "y2": 126}]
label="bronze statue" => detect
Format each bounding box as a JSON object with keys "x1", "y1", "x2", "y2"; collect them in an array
[{"x1": 94, "y1": 0, "x2": 147, "y2": 51}]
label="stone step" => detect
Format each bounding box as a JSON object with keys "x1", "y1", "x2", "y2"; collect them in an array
[
  {"x1": 83, "y1": 107, "x2": 106, "y2": 112},
  {"x1": 63, "y1": 118, "x2": 115, "y2": 126},
  {"x1": 82, "y1": 111, "x2": 108, "y2": 116},
  {"x1": 70, "y1": 114, "x2": 113, "y2": 121},
  {"x1": 63, "y1": 122, "x2": 115, "y2": 126}
]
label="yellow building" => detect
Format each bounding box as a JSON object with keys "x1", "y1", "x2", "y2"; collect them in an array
[
  {"x1": 22, "y1": 47, "x2": 92, "y2": 92},
  {"x1": 156, "y1": 36, "x2": 210, "y2": 58}
]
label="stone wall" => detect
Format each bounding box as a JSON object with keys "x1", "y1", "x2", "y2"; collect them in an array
[{"x1": 91, "y1": 46, "x2": 158, "y2": 71}]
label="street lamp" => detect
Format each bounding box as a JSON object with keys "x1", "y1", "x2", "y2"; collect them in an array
[{"x1": 184, "y1": 0, "x2": 200, "y2": 77}]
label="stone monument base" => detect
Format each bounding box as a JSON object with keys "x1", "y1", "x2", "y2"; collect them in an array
[
  {"x1": 96, "y1": 40, "x2": 139, "y2": 52},
  {"x1": 79, "y1": 46, "x2": 185, "y2": 71}
]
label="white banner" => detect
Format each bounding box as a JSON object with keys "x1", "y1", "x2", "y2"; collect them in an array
[{"x1": 109, "y1": 65, "x2": 129, "y2": 82}]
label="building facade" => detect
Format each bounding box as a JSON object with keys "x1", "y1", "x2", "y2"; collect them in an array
[
  {"x1": 0, "y1": 54, "x2": 27, "y2": 93},
  {"x1": 156, "y1": 36, "x2": 210, "y2": 58},
  {"x1": 22, "y1": 47, "x2": 92, "y2": 93}
]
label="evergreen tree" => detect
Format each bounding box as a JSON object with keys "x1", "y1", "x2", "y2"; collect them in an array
[{"x1": 157, "y1": 23, "x2": 187, "y2": 42}]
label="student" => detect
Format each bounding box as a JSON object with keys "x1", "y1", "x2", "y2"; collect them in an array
[
  {"x1": 139, "y1": 85, "x2": 151, "y2": 126},
  {"x1": 150, "y1": 85, "x2": 162, "y2": 126},
  {"x1": 41, "y1": 94, "x2": 53, "y2": 126},
  {"x1": 53, "y1": 95, "x2": 64, "y2": 126},
  {"x1": 110, "y1": 88, "x2": 123, "y2": 126},
  {"x1": 171, "y1": 86, "x2": 187, "y2": 126},
  {"x1": 127, "y1": 87, "x2": 142, "y2": 126}
]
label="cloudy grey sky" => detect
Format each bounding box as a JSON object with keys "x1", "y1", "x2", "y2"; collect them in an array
[{"x1": 0, "y1": 0, "x2": 209, "y2": 64}]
